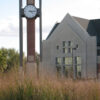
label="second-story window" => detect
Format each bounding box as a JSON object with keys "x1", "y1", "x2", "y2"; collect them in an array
[
  {"x1": 68, "y1": 41, "x2": 71, "y2": 46},
  {"x1": 56, "y1": 45, "x2": 59, "y2": 50}
]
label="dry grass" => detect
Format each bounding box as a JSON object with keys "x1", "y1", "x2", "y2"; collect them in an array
[{"x1": 0, "y1": 69, "x2": 100, "y2": 100}]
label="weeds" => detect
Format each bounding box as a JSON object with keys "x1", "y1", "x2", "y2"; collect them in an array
[{"x1": 0, "y1": 70, "x2": 100, "y2": 100}]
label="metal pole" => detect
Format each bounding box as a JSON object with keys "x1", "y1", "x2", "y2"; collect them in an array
[
  {"x1": 19, "y1": 0, "x2": 23, "y2": 67},
  {"x1": 39, "y1": 0, "x2": 42, "y2": 61},
  {"x1": 72, "y1": 48, "x2": 76, "y2": 80}
]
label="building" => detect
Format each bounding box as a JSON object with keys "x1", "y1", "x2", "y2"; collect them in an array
[{"x1": 42, "y1": 13, "x2": 100, "y2": 79}]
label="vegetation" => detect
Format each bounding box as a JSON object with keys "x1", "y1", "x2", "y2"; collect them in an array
[
  {"x1": 0, "y1": 48, "x2": 26, "y2": 72},
  {"x1": 0, "y1": 48, "x2": 40, "y2": 73},
  {"x1": 0, "y1": 70, "x2": 100, "y2": 100},
  {"x1": 0, "y1": 48, "x2": 100, "y2": 100}
]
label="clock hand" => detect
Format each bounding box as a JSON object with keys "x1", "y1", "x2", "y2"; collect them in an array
[{"x1": 29, "y1": 10, "x2": 36, "y2": 12}]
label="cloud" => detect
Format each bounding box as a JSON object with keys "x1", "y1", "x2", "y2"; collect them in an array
[
  {"x1": 40, "y1": 0, "x2": 100, "y2": 37},
  {"x1": 0, "y1": 16, "x2": 19, "y2": 37},
  {"x1": 43, "y1": 0, "x2": 100, "y2": 18},
  {"x1": 1, "y1": 0, "x2": 100, "y2": 37},
  {"x1": 1, "y1": 0, "x2": 100, "y2": 53}
]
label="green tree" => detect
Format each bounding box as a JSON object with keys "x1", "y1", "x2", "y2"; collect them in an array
[
  {"x1": 0, "y1": 48, "x2": 21, "y2": 72},
  {"x1": 0, "y1": 48, "x2": 8, "y2": 72},
  {"x1": 7, "y1": 49, "x2": 20, "y2": 70},
  {"x1": 0, "y1": 48, "x2": 39, "y2": 73}
]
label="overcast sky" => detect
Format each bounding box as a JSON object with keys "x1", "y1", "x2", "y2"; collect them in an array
[{"x1": 0, "y1": 0, "x2": 100, "y2": 54}]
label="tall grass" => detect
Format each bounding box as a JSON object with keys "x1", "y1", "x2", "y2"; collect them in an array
[{"x1": 0, "y1": 69, "x2": 100, "y2": 100}]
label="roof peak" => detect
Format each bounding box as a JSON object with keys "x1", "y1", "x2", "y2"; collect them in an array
[{"x1": 67, "y1": 13, "x2": 100, "y2": 20}]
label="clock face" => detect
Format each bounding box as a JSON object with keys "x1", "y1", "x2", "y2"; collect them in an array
[{"x1": 24, "y1": 5, "x2": 37, "y2": 19}]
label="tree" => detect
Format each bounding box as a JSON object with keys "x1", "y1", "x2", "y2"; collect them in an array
[
  {"x1": 7, "y1": 49, "x2": 20, "y2": 70},
  {"x1": 0, "y1": 48, "x2": 39, "y2": 73},
  {"x1": 0, "y1": 48, "x2": 8, "y2": 72},
  {"x1": 0, "y1": 48, "x2": 20, "y2": 72}
]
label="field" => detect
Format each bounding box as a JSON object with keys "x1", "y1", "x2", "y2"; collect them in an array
[{"x1": 0, "y1": 69, "x2": 100, "y2": 100}]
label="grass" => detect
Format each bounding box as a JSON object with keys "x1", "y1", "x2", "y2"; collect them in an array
[{"x1": 0, "y1": 69, "x2": 100, "y2": 100}]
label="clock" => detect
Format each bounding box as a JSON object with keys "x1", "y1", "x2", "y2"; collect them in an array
[{"x1": 24, "y1": 5, "x2": 37, "y2": 19}]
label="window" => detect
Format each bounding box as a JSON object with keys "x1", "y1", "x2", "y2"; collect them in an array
[
  {"x1": 56, "y1": 65, "x2": 61, "y2": 77},
  {"x1": 56, "y1": 45, "x2": 59, "y2": 50},
  {"x1": 63, "y1": 41, "x2": 66, "y2": 47},
  {"x1": 56, "y1": 57, "x2": 62, "y2": 77},
  {"x1": 63, "y1": 57, "x2": 72, "y2": 65},
  {"x1": 63, "y1": 48, "x2": 68, "y2": 53},
  {"x1": 63, "y1": 41, "x2": 73, "y2": 47},
  {"x1": 64, "y1": 66, "x2": 68, "y2": 77},
  {"x1": 77, "y1": 65, "x2": 81, "y2": 78},
  {"x1": 65, "y1": 57, "x2": 72, "y2": 65},
  {"x1": 76, "y1": 57, "x2": 81, "y2": 65},
  {"x1": 75, "y1": 56, "x2": 81, "y2": 78},
  {"x1": 63, "y1": 65, "x2": 73, "y2": 78},
  {"x1": 63, "y1": 57, "x2": 65, "y2": 64},
  {"x1": 56, "y1": 57, "x2": 62, "y2": 64},
  {"x1": 63, "y1": 56, "x2": 81, "y2": 78},
  {"x1": 68, "y1": 48, "x2": 72, "y2": 53},
  {"x1": 63, "y1": 41, "x2": 68, "y2": 47},
  {"x1": 68, "y1": 41, "x2": 71, "y2": 46},
  {"x1": 62, "y1": 41, "x2": 73, "y2": 54}
]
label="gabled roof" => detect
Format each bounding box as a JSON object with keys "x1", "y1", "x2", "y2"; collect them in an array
[
  {"x1": 66, "y1": 14, "x2": 89, "y2": 41},
  {"x1": 46, "y1": 14, "x2": 90, "y2": 41},
  {"x1": 73, "y1": 17, "x2": 89, "y2": 30},
  {"x1": 46, "y1": 13, "x2": 100, "y2": 45},
  {"x1": 46, "y1": 23, "x2": 59, "y2": 40},
  {"x1": 72, "y1": 17, "x2": 100, "y2": 45}
]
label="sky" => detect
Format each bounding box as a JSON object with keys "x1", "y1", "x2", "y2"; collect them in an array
[{"x1": 0, "y1": 0, "x2": 100, "y2": 55}]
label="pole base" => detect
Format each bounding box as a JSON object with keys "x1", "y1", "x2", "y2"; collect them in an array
[{"x1": 26, "y1": 62, "x2": 37, "y2": 78}]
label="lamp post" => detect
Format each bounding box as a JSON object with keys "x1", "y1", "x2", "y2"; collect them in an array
[{"x1": 72, "y1": 44, "x2": 78, "y2": 80}]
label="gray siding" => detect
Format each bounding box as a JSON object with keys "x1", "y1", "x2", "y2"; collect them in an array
[
  {"x1": 42, "y1": 14, "x2": 97, "y2": 79},
  {"x1": 86, "y1": 36, "x2": 97, "y2": 78}
]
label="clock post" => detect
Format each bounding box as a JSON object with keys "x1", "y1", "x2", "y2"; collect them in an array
[
  {"x1": 24, "y1": 0, "x2": 36, "y2": 76},
  {"x1": 27, "y1": 0, "x2": 35, "y2": 62},
  {"x1": 19, "y1": 0, "x2": 42, "y2": 76}
]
